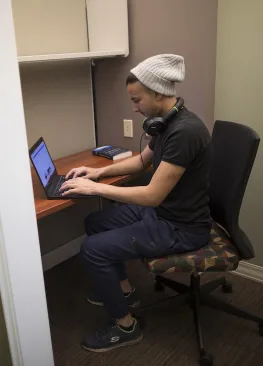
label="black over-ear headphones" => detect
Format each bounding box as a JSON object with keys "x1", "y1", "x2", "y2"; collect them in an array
[{"x1": 142, "y1": 97, "x2": 185, "y2": 136}]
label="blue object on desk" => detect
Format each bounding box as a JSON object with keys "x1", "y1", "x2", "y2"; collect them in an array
[{"x1": 92, "y1": 146, "x2": 132, "y2": 160}]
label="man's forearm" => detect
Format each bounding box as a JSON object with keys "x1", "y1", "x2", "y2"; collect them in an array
[
  {"x1": 93, "y1": 183, "x2": 158, "y2": 207},
  {"x1": 99, "y1": 154, "x2": 144, "y2": 177}
]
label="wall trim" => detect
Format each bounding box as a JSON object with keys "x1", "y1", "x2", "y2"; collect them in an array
[
  {"x1": 233, "y1": 261, "x2": 263, "y2": 283},
  {"x1": 42, "y1": 235, "x2": 85, "y2": 271}
]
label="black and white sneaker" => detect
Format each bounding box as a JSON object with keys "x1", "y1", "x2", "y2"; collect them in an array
[
  {"x1": 87, "y1": 289, "x2": 140, "y2": 308},
  {"x1": 82, "y1": 319, "x2": 143, "y2": 352}
]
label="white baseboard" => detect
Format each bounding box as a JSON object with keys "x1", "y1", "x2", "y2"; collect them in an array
[
  {"x1": 233, "y1": 261, "x2": 263, "y2": 283},
  {"x1": 42, "y1": 235, "x2": 85, "y2": 271}
]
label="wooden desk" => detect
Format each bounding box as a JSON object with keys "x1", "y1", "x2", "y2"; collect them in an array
[{"x1": 32, "y1": 149, "x2": 137, "y2": 220}]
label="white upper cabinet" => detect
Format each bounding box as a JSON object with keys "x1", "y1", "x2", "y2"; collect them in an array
[
  {"x1": 12, "y1": 0, "x2": 89, "y2": 56},
  {"x1": 86, "y1": 0, "x2": 129, "y2": 57},
  {"x1": 12, "y1": 0, "x2": 129, "y2": 62}
]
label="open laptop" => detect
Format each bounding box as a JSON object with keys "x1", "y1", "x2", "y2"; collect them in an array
[{"x1": 29, "y1": 137, "x2": 92, "y2": 199}]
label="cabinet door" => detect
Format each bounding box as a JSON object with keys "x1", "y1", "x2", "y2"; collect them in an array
[
  {"x1": 12, "y1": 0, "x2": 89, "y2": 56},
  {"x1": 86, "y1": 0, "x2": 129, "y2": 56}
]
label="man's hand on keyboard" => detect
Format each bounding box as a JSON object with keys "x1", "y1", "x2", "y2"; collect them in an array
[
  {"x1": 60, "y1": 177, "x2": 97, "y2": 196},
  {"x1": 66, "y1": 166, "x2": 103, "y2": 181}
]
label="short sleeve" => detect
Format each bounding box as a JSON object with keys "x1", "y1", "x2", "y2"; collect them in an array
[
  {"x1": 148, "y1": 136, "x2": 157, "y2": 151},
  {"x1": 162, "y1": 125, "x2": 203, "y2": 168}
]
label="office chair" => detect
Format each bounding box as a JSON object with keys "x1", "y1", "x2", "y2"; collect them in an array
[{"x1": 142, "y1": 120, "x2": 262, "y2": 366}]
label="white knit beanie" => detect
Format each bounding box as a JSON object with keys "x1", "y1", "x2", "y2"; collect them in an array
[{"x1": 130, "y1": 54, "x2": 185, "y2": 96}]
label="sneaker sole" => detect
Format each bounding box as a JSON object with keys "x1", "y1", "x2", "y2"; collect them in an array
[
  {"x1": 82, "y1": 334, "x2": 143, "y2": 353},
  {"x1": 86, "y1": 298, "x2": 104, "y2": 306}
]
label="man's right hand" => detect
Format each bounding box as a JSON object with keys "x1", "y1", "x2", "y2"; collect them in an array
[{"x1": 65, "y1": 166, "x2": 104, "y2": 180}]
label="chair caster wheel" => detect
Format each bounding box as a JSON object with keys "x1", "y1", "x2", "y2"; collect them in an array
[
  {"x1": 199, "y1": 352, "x2": 214, "y2": 366},
  {"x1": 222, "y1": 281, "x2": 233, "y2": 293},
  {"x1": 258, "y1": 324, "x2": 263, "y2": 336},
  {"x1": 154, "y1": 281, "x2": 165, "y2": 292}
]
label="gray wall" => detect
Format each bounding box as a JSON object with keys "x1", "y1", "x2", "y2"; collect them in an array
[
  {"x1": 20, "y1": 60, "x2": 95, "y2": 160},
  {"x1": 94, "y1": 0, "x2": 218, "y2": 151}
]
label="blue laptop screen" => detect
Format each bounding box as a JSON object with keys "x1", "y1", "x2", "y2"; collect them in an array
[{"x1": 30, "y1": 141, "x2": 55, "y2": 187}]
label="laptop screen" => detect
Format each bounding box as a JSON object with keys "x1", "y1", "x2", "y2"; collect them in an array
[{"x1": 30, "y1": 140, "x2": 56, "y2": 188}]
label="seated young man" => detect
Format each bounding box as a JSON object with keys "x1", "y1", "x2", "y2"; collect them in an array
[{"x1": 60, "y1": 54, "x2": 212, "y2": 352}]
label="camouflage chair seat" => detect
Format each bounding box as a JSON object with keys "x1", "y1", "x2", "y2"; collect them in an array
[{"x1": 144, "y1": 222, "x2": 240, "y2": 275}]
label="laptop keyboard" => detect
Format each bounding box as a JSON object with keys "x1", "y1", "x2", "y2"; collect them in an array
[
  {"x1": 51, "y1": 175, "x2": 95, "y2": 198},
  {"x1": 53, "y1": 190, "x2": 63, "y2": 197},
  {"x1": 53, "y1": 176, "x2": 66, "y2": 196},
  {"x1": 52, "y1": 176, "x2": 85, "y2": 198}
]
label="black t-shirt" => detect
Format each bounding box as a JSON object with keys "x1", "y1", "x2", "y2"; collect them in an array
[{"x1": 149, "y1": 107, "x2": 212, "y2": 234}]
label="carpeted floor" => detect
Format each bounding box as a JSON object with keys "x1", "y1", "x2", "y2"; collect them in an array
[{"x1": 44, "y1": 255, "x2": 263, "y2": 366}]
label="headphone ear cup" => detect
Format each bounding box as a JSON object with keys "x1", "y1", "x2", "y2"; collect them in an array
[
  {"x1": 143, "y1": 117, "x2": 164, "y2": 136},
  {"x1": 142, "y1": 98, "x2": 185, "y2": 136}
]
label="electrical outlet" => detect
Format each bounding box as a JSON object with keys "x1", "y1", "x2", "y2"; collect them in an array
[{"x1": 123, "y1": 119, "x2": 133, "y2": 138}]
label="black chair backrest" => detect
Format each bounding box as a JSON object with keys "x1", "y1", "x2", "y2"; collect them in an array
[{"x1": 209, "y1": 120, "x2": 260, "y2": 260}]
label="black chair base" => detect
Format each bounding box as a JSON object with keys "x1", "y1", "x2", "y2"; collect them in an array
[{"x1": 151, "y1": 273, "x2": 263, "y2": 366}]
